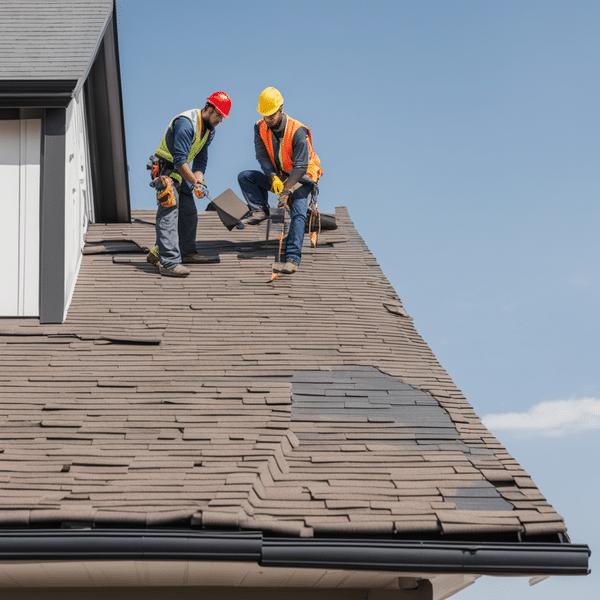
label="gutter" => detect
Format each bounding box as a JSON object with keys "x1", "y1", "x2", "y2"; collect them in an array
[
  {"x1": 0, "y1": 530, "x2": 590, "y2": 576},
  {"x1": 262, "y1": 538, "x2": 591, "y2": 576},
  {"x1": 0, "y1": 81, "x2": 76, "y2": 108}
]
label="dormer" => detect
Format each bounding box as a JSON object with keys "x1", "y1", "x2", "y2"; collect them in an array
[{"x1": 0, "y1": 0, "x2": 129, "y2": 323}]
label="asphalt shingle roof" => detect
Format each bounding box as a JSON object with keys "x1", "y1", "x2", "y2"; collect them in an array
[
  {"x1": 0, "y1": 0, "x2": 114, "y2": 81},
  {"x1": 0, "y1": 204, "x2": 566, "y2": 539}
]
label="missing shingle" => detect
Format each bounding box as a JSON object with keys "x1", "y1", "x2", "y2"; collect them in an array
[
  {"x1": 83, "y1": 239, "x2": 148, "y2": 255},
  {"x1": 97, "y1": 336, "x2": 162, "y2": 346},
  {"x1": 61, "y1": 464, "x2": 71, "y2": 473},
  {"x1": 494, "y1": 480, "x2": 516, "y2": 488}
]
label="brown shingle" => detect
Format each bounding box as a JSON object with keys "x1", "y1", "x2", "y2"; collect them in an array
[{"x1": 0, "y1": 207, "x2": 565, "y2": 539}]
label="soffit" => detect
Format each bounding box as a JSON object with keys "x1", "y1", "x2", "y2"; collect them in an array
[{"x1": 0, "y1": 558, "x2": 478, "y2": 598}]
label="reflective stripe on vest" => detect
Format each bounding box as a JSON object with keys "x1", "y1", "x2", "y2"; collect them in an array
[
  {"x1": 155, "y1": 109, "x2": 210, "y2": 183},
  {"x1": 258, "y1": 116, "x2": 323, "y2": 183}
]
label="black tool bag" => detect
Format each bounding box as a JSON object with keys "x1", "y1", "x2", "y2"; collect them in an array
[
  {"x1": 305, "y1": 211, "x2": 337, "y2": 232},
  {"x1": 146, "y1": 155, "x2": 174, "y2": 180}
]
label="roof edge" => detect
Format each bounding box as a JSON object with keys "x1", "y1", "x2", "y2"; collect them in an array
[
  {"x1": 0, "y1": 80, "x2": 76, "y2": 108},
  {"x1": 263, "y1": 537, "x2": 591, "y2": 576},
  {"x1": 0, "y1": 530, "x2": 590, "y2": 577},
  {"x1": 72, "y1": 0, "x2": 115, "y2": 98}
]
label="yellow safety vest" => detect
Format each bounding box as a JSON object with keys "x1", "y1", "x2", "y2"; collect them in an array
[{"x1": 155, "y1": 109, "x2": 210, "y2": 183}]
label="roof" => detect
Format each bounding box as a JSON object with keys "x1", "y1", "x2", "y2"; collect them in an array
[
  {"x1": 0, "y1": 0, "x2": 130, "y2": 225},
  {"x1": 0, "y1": 203, "x2": 571, "y2": 547},
  {"x1": 0, "y1": 0, "x2": 114, "y2": 82}
]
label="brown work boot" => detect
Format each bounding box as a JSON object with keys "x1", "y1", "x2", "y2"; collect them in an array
[
  {"x1": 241, "y1": 209, "x2": 269, "y2": 226},
  {"x1": 281, "y1": 261, "x2": 299, "y2": 274},
  {"x1": 159, "y1": 264, "x2": 190, "y2": 277},
  {"x1": 146, "y1": 247, "x2": 160, "y2": 266},
  {"x1": 182, "y1": 253, "x2": 210, "y2": 264}
]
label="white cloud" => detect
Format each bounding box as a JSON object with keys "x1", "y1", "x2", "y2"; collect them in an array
[{"x1": 482, "y1": 398, "x2": 600, "y2": 437}]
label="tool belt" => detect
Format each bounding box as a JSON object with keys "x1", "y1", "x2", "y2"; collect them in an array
[
  {"x1": 147, "y1": 154, "x2": 175, "y2": 180},
  {"x1": 147, "y1": 155, "x2": 177, "y2": 208}
]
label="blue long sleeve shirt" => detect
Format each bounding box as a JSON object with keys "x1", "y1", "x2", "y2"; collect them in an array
[{"x1": 165, "y1": 115, "x2": 214, "y2": 193}]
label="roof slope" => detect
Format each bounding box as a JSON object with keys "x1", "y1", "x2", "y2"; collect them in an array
[
  {"x1": 0, "y1": 0, "x2": 113, "y2": 81},
  {"x1": 0, "y1": 205, "x2": 566, "y2": 540}
]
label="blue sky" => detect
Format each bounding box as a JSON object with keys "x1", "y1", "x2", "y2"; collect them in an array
[{"x1": 115, "y1": 1, "x2": 599, "y2": 596}]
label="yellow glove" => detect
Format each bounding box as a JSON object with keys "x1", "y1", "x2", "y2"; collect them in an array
[{"x1": 271, "y1": 176, "x2": 284, "y2": 195}]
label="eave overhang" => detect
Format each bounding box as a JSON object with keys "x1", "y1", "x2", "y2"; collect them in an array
[
  {"x1": 0, "y1": 530, "x2": 590, "y2": 577},
  {"x1": 0, "y1": 80, "x2": 76, "y2": 108}
]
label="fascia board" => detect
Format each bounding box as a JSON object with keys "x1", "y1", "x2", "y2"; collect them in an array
[
  {"x1": 71, "y1": 1, "x2": 114, "y2": 99},
  {"x1": 0, "y1": 80, "x2": 76, "y2": 108}
]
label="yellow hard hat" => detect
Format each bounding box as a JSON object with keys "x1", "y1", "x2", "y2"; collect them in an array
[{"x1": 257, "y1": 87, "x2": 284, "y2": 116}]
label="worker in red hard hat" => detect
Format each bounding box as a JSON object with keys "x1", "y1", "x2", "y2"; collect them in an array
[
  {"x1": 237, "y1": 87, "x2": 322, "y2": 274},
  {"x1": 146, "y1": 92, "x2": 232, "y2": 277}
]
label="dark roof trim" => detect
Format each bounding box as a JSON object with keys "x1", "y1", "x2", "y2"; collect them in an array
[
  {"x1": 0, "y1": 80, "x2": 76, "y2": 108},
  {"x1": 262, "y1": 537, "x2": 591, "y2": 576},
  {"x1": 72, "y1": 0, "x2": 114, "y2": 99},
  {"x1": 40, "y1": 107, "x2": 67, "y2": 324},
  {"x1": 0, "y1": 530, "x2": 262, "y2": 562},
  {"x1": 0, "y1": 530, "x2": 590, "y2": 576},
  {"x1": 83, "y1": 10, "x2": 130, "y2": 223}
]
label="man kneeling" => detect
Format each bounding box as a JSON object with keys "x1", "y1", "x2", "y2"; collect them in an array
[{"x1": 238, "y1": 87, "x2": 323, "y2": 274}]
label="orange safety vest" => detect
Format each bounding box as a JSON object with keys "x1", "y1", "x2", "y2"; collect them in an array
[{"x1": 258, "y1": 116, "x2": 323, "y2": 183}]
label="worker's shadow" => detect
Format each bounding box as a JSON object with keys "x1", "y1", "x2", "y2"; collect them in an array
[{"x1": 104, "y1": 238, "x2": 287, "y2": 274}]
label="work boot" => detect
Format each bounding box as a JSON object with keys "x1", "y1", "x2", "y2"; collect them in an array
[
  {"x1": 281, "y1": 260, "x2": 299, "y2": 274},
  {"x1": 146, "y1": 247, "x2": 160, "y2": 266},
  {"x1": 241, "y1": 209, "x2": 269, "y2": 226},
  {"x1": 182, "y1": 253, "x2": 210, "y2": 264},
  {"x1": 159, "y1": 264, "x2": 190, "y2": 277}
]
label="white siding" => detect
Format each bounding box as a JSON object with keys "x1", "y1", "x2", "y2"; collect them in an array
[
  {"x1": 0, "y1": 119, "x2": 41, "y2": 317},
  {"x1": 64, "y1": 91, "x2": 94, "y2": 315}
]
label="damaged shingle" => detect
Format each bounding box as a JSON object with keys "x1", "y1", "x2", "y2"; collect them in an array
[{"x1": 0, "y1": 206, "x2": 564, "y2": 539}]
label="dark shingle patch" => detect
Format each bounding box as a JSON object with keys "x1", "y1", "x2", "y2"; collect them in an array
[{"x1": 291, "y1": 367, "x2": 459, "y2": 442}]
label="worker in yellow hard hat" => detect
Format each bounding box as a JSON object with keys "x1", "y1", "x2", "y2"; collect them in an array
[{"x1": 237, "y1": 87, "x2": 323, "y2": 274}]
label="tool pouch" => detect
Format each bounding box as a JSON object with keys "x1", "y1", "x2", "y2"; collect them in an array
[
  {"x1": 146, "y1": 155, "x2": 161, "y2": 180},
  {"x1": 150, "y1": 175, "x2": 176, "y2": 208},
  {"x1": 147, "y1": 155, "x2": 174, "y2": 180}
]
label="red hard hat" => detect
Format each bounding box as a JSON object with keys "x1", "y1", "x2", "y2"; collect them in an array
[{"x1": 207, "y1": 91, "x2": 231, "y2": 118}]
